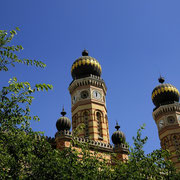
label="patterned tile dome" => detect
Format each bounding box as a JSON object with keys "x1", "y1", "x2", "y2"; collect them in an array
[
  {"x1": 71, "y1": 50, "x2": 102, "y2": 80},
  {"x1": 152, "y1": 77, "x2": 179, "y2": 107}
]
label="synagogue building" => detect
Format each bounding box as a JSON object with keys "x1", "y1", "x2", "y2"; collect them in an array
[{"x1": 53, "y1": 50, "x2": 180, "y2": 169}]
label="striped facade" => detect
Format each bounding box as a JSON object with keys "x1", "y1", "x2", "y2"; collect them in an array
[
  {"x1": 69, "y1": 76, "x2": 110, "y2": 144},
  {"x1": 153, "y1": 103, "x2": 180, "y2": 170}
]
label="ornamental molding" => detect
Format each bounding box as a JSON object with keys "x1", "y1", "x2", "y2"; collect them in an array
[
  {"x1": 55, "y1": 130, "x2": 72, "y2": 137},
  {"x1": 113, "y1": 144, "x2": 129, "y2": 154},
  {"x1": 73, "y1": 137, "x2": 113, "y2": 152},
  {"x1": 152, "y1": 103, "x2": 180, "y2": 120},
  {"x1": 55, "y1": 130, "x2": 113, "y2": 152},
  {"x1": 69, "y1": 75, "x2": 107, "y2": 95},
  {"x1": 161, "y1": 133, "x2": 180, "y2": 154}
]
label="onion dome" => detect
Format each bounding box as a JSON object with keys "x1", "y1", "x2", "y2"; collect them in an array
[
  {"x1": 111, "y1": 122, "x2": 126, "y2": 145},
  {"x1": 152, "y1": 76, "x2": 180, "y2": 107},
  {"x1": 56, "y1": 108, "x2": 71, "y2": 131},
  {"x1": 71, "y1": 50, "x2": 102, "y2": 80}
]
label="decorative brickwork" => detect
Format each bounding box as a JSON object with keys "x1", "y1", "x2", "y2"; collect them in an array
[{"x1": 153, "y1": 103, "x2": 180, "y2": 170}]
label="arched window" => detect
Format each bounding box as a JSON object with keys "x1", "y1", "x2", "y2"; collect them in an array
[
  {"x1": 173, "y1": 135, "x2": 180, "y2": 151},
  {"x1": 163, "y1": 138, "x2": 169, "y2": 149},
  {"x1": 74, "y1": 115, "x2": 78, "y2": 129},
  {"x1": 97, "y1": 112, "x2": 103, "y2": 140},
  {"x1": 105, "y1": 115, "x2": 109, "y2": 137},
  {"x1": 83, "y1": 112, "x2": 89, "y2": 138},
  {"x1": 72, "y1": 116, "x2": 76, "y2": 129}
]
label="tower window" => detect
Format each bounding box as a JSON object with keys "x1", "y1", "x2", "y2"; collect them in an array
[
  {"x1": 97, "y1": 112, "x2": 103, "y2": 140},
  {"x1": 167, "y1": 116, "x2": 175, "y2": 124},
  {"x1": 83, "y1": 112, "x2": 89, "y2": 138},
  {"x1": 163, "y1": 138, "x2": 169, "y2": 149},
  {"x1": 105, "y1": 115, "x2": 109, "y2": 140},
  {"x1": 75, "y1": 115, "x2": 78, "y2": 128},
  {"x1": 81, "y1": 90, "x2": 89, "y2": 99},
  {"x1": 72, "y1": 117, "x2": 75, "y2": 129}
]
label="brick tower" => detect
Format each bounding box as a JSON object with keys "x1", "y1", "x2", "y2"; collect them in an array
[
  {"x1": 152, "y1": 77, "x2": 180, "y2": 170},
  {"x1": 55, "y1": 50, "x2": 129, "y2": 162},
  {"x1": 69, "y1": 50, "x2": 109, "y2": 144}
]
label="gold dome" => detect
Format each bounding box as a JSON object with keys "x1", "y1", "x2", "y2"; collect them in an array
[
  {"x1": 71, "y1": 50, "x2": 102, "y2": 80},
  {"x1": 152, "y1": 77, "x2": 179, "y2": 107}
]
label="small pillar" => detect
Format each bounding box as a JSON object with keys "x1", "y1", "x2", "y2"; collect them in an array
[
  {"x1": 113, "y1": 144, "x2": 129, "y2": 162},
  {"x1": 55, "y1": 130, "x2": 72, "y2": 150},
  {"x1": 111, "y1": 122, "x2": 129, "y2": 163}
]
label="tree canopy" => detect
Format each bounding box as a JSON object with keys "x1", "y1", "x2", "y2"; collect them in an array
[{"x1": 0, "y1": 28, "x2": 179, "y2": 179}]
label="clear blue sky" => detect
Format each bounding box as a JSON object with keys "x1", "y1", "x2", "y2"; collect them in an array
[{"x1": 1, "y1": 0, "x2": 180, "y2": 153}]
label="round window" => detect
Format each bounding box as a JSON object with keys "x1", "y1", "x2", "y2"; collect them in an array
[
  {"x1": 81, "y1": 90, "x2": 89, "y2": 99},
  {"x1": 167, "y1": 116, "x2": 175, "y2": 124}
]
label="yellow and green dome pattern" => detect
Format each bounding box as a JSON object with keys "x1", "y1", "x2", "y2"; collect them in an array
[
  {"x1": 152, "y1": 83, "x2": 179, "y2": 107},
  {"x1": 71, "y1": 52, "x2": 102, "y2": 79}
]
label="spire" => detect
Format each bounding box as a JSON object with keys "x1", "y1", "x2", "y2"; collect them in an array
[
  {"x1": 82, "y1": 49, "x2": 88, "y2": 56},
  {"x1": 61, "y1": 106, "x2": 66, "y2": 116},
  {"x1": 115, "y1": 121, "x2": 120, "y2": 131},
  {"x1": 158, "y1": 76, "x2": 165, "y2": 84}
]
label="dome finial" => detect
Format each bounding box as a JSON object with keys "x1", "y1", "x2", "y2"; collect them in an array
[
  {"x1": 115, "y1": 121, "x2": 120, "y2": 131},
  {"x1": 61, "y1": 106, "x2": 66, "y2": 116},
  {"x1": 112, "y1": 122, "x2": 126, "y2": 145},
  {"x1": 158, "y1": 76, "x2": 165, "y2": 84},
  {"x1": 56, "y1": 107, "x2": 71, "y2": 131},
  {"x1": 82, "y1": 49, "x2": 88, "y2": 56}
]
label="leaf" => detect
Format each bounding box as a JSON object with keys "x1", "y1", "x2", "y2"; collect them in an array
[
  {"x1": 15, "y1": 27, "x2": 20, "y2": 31},
  {"x1": 0, "y1": 28, "x2": 46, "y2": 71}
]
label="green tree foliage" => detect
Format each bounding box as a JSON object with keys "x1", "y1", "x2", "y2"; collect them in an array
[
  {"x1": 0, "y1": 28, "x2": 46, "y2": 71},
  {"x1": 113, "y1": 125, "x2": 180, "y2": 179},
  {"x1": 0, "y1": 28, "x2": 53, "y2": 179},
  {"x1": 0, "y1": 28, "x2": 180, "y2": 179}
]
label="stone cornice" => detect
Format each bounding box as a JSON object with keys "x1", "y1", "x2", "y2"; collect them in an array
[
  {"x1": 55, "y1": 130, "x2": 72, "y2": 137},
  {"x1": 55, "y1": 131, "x2": 129, "y2": 154},
  {"x1": 113, "y1": 144, "x2": 129, "y2": 154},
  {"x1": 73, "y1": 137, "x2": 113, "y2": 152},
  {"x1": 152, "y1": 103, "x2": 180, "y2": 120},
  {"x1": 55, "y1": 130, "x2": 113, "y2": 152},
  {"x1": 68, "y1": 75, "x2": 107, "y2": 95}
]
